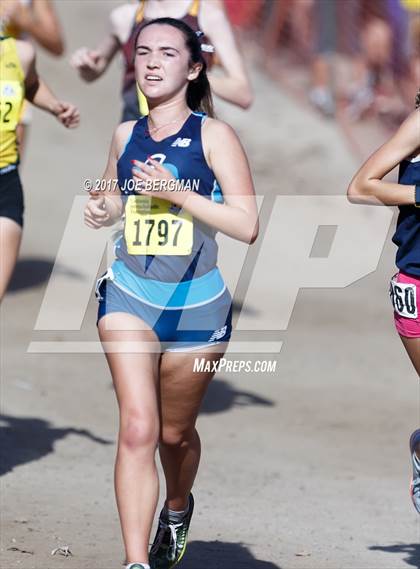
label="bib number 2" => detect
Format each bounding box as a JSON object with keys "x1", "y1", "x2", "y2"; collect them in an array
[
  {"x1": 0, "y1": 81, "x2": 23, "y2": 131},
  {"x1": 389, "y1": 276, "x2": 418, "y2": 319},
  {"x1": 124, "y1": 195, "x2": 193, "y2": 255}
]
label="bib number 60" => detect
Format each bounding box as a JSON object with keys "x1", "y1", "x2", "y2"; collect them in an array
[{"x1": 389, "y1": 276, "x2": 418, "y2": 319}]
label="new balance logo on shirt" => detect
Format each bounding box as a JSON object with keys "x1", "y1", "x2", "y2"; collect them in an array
[
  {"x1": 209, "y1": 325, "x2": 227, "y2": 342},
  {"x1": 171, "y1": 138, "x2": 191, "y2": 148}
]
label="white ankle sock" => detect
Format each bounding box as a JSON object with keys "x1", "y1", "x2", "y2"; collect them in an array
[{"x1": 125, "y1": 564, "x2": 150, "y2": 569}]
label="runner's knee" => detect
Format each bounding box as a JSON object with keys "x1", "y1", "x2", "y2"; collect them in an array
[
  {"x1": 119, "y1": 410, "x2": 159, "y2": 451},
  {"x1": 160, "y1": 425, "x2": 197, "y2": 448}
]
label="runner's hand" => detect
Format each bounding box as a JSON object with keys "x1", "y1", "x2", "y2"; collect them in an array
[
  {"x1": 53, "y1": 101, "x2": 80, "y2": 128},
  {"x1": 70, "y1": 48, "x2": 106, "y2": 81},
  {"x1": 131, "y1": 158, "x2": 186, "y2": 206},
  {"x1": 84, "y1": 190, "x2": 109, "y2": 229}
]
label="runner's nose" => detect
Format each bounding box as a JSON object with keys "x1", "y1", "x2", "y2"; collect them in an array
[{"x1": 146, "y1": 55, "x2": 161, "y2": 70}]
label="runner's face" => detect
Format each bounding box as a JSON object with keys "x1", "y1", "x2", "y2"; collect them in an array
[{"x1": 135, "y1": 24, "x2": 201, "y2": 102}]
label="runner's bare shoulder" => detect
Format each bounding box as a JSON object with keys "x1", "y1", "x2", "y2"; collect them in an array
[
  {"x1": 394, "y1": 109, "x2": 420, "y2": 158},
  {"x1": 404, "y1": 109, "x2": 420, "y2": 145},
  {"x1": 202, "y1": 117, "x2": 238, "y2": 145},
  {"x1": 114, "y1": 120, "x2": 137, "y2": 157},
  {"x1": 201, "y1": 117, "x2": 240, "y2": 167},
  {"x1": 109, "y1": 3, "x2": 138, "y2": 44}
]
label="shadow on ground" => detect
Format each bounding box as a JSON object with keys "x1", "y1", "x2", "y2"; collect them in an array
[
  {"x1": 369, "y1": 543, "x2": 420, "y2": 567},
  {"x1": 181, "y1": 540, "x2": 281, "y2": 568},
  {"x1": 200, "y1": 379, "x2": 275, "y2": 415},
  {"x1": 0, "y1": 413, "x2": 112, "y2": 477},
  {"x1": 7, "y1": 258, "x2": 83, "y2": 293}
]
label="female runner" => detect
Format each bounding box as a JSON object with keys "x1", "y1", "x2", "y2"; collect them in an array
[
  {"x1": 0, "y1": 0, "x2": 65, "y2": 154},
  {"x1": 0, "y1": 35, "x2": 79, "y2": 300},
  {"x1": 347, "y1": 90, "x2": 420, "y2": 514},
  {"x1": 84, "y1": 17, "x2": 259, "y2": 569},
  {"x1": 71, "y1": 0, "x2": 253, "y2": 120}
]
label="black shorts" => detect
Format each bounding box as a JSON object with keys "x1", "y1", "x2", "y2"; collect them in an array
[{"x1": 0, "y1": 167, "x2": 24, "y2": 227}]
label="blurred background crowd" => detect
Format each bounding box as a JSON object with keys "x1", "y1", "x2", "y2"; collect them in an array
[
  {"x1": 2, "y1": 0, "x2": 418, "y2": 129},
  {"x1": 226, "y1": 0, "x2": 419, "y2": 125}
]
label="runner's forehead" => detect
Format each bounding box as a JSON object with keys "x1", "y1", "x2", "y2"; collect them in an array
[{"x1": 136, "y1": 25, "x2": 186, "y2": 50}]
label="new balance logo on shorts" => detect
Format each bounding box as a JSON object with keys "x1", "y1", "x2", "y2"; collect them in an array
[
  {"x1": 209, "y1": 325, "x2": 227, "y2": 342},
  {"x1": 171, "y1": 137, "x2": 191, "y2": 148}
]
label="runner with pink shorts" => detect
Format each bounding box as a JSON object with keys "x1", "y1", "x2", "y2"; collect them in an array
[
  {"x1": 347, "y1": 89, "x2": 420, "y2": 514},
  {"x1": 391, "y1": 271, "x2": 420, "y2": 339}
]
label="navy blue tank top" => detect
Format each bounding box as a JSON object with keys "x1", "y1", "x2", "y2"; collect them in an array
[
  {"x1": 392, "y1": 156, "x2": 420, "y2": 277},
  {"x1": 116, "y1": 112, "x2": 224, "y2": 282}
]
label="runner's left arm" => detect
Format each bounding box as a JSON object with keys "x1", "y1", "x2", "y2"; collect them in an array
[{"x1": 201, "y1": 0, "x2": 253, "y2": 109}]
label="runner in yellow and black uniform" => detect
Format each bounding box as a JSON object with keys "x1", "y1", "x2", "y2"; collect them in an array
[
  {"x1": 0, "y1": 35, "x2": 79, "y2": 300},
  {"x1": 0, "y1": 0, "x2": 64, "y2": 154}
]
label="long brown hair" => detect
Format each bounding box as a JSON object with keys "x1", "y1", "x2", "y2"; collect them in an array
[{"x1": 134, "y1": 17, "x2": 215, "y2": 117}]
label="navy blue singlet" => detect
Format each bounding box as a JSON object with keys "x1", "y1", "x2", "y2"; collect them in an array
[
  {"x1": 392, "y1": 156, "x2": 420, "y2": 277},
  {"x1": 116, "y1": 111, "x2": 224, "y2": 283}
]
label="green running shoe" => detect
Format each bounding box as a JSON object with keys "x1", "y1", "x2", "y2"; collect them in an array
[{"x1": 149, "y1": 494, "x2": 194, "y2": 568}]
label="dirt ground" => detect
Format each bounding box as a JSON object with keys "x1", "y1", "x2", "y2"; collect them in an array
[{"x1": 1, "y1": 2, "x2": 419, "y2": 569}]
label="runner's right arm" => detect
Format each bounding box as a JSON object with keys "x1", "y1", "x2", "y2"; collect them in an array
[
  {"x1": 70, "y1": 3, "x2": 136, "y2": 82},
  {"x1": 70, "y1": 35, "x2": 119, "y2": 82},
  {"x1": 84, "y1": 123, "x2": 132, "y2": 229},
  {"x1": 347, "y1": 110, "x2": 420, "y2": 206}
]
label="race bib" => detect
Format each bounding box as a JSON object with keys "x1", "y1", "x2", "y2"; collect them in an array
[
  {"x1": 124, "y1": 195, "x2": 193, "y2": 255},
  {"x1": 0, "y1": 80, "x2": 23, "y2": 131},
  {"x1": 389, "y1": 277, "x2": 418, "y2": 319}
]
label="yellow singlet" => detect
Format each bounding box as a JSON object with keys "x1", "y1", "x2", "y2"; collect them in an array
[{"x1": 0, "y1": 37, "x2": 25, "y2": 168}]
